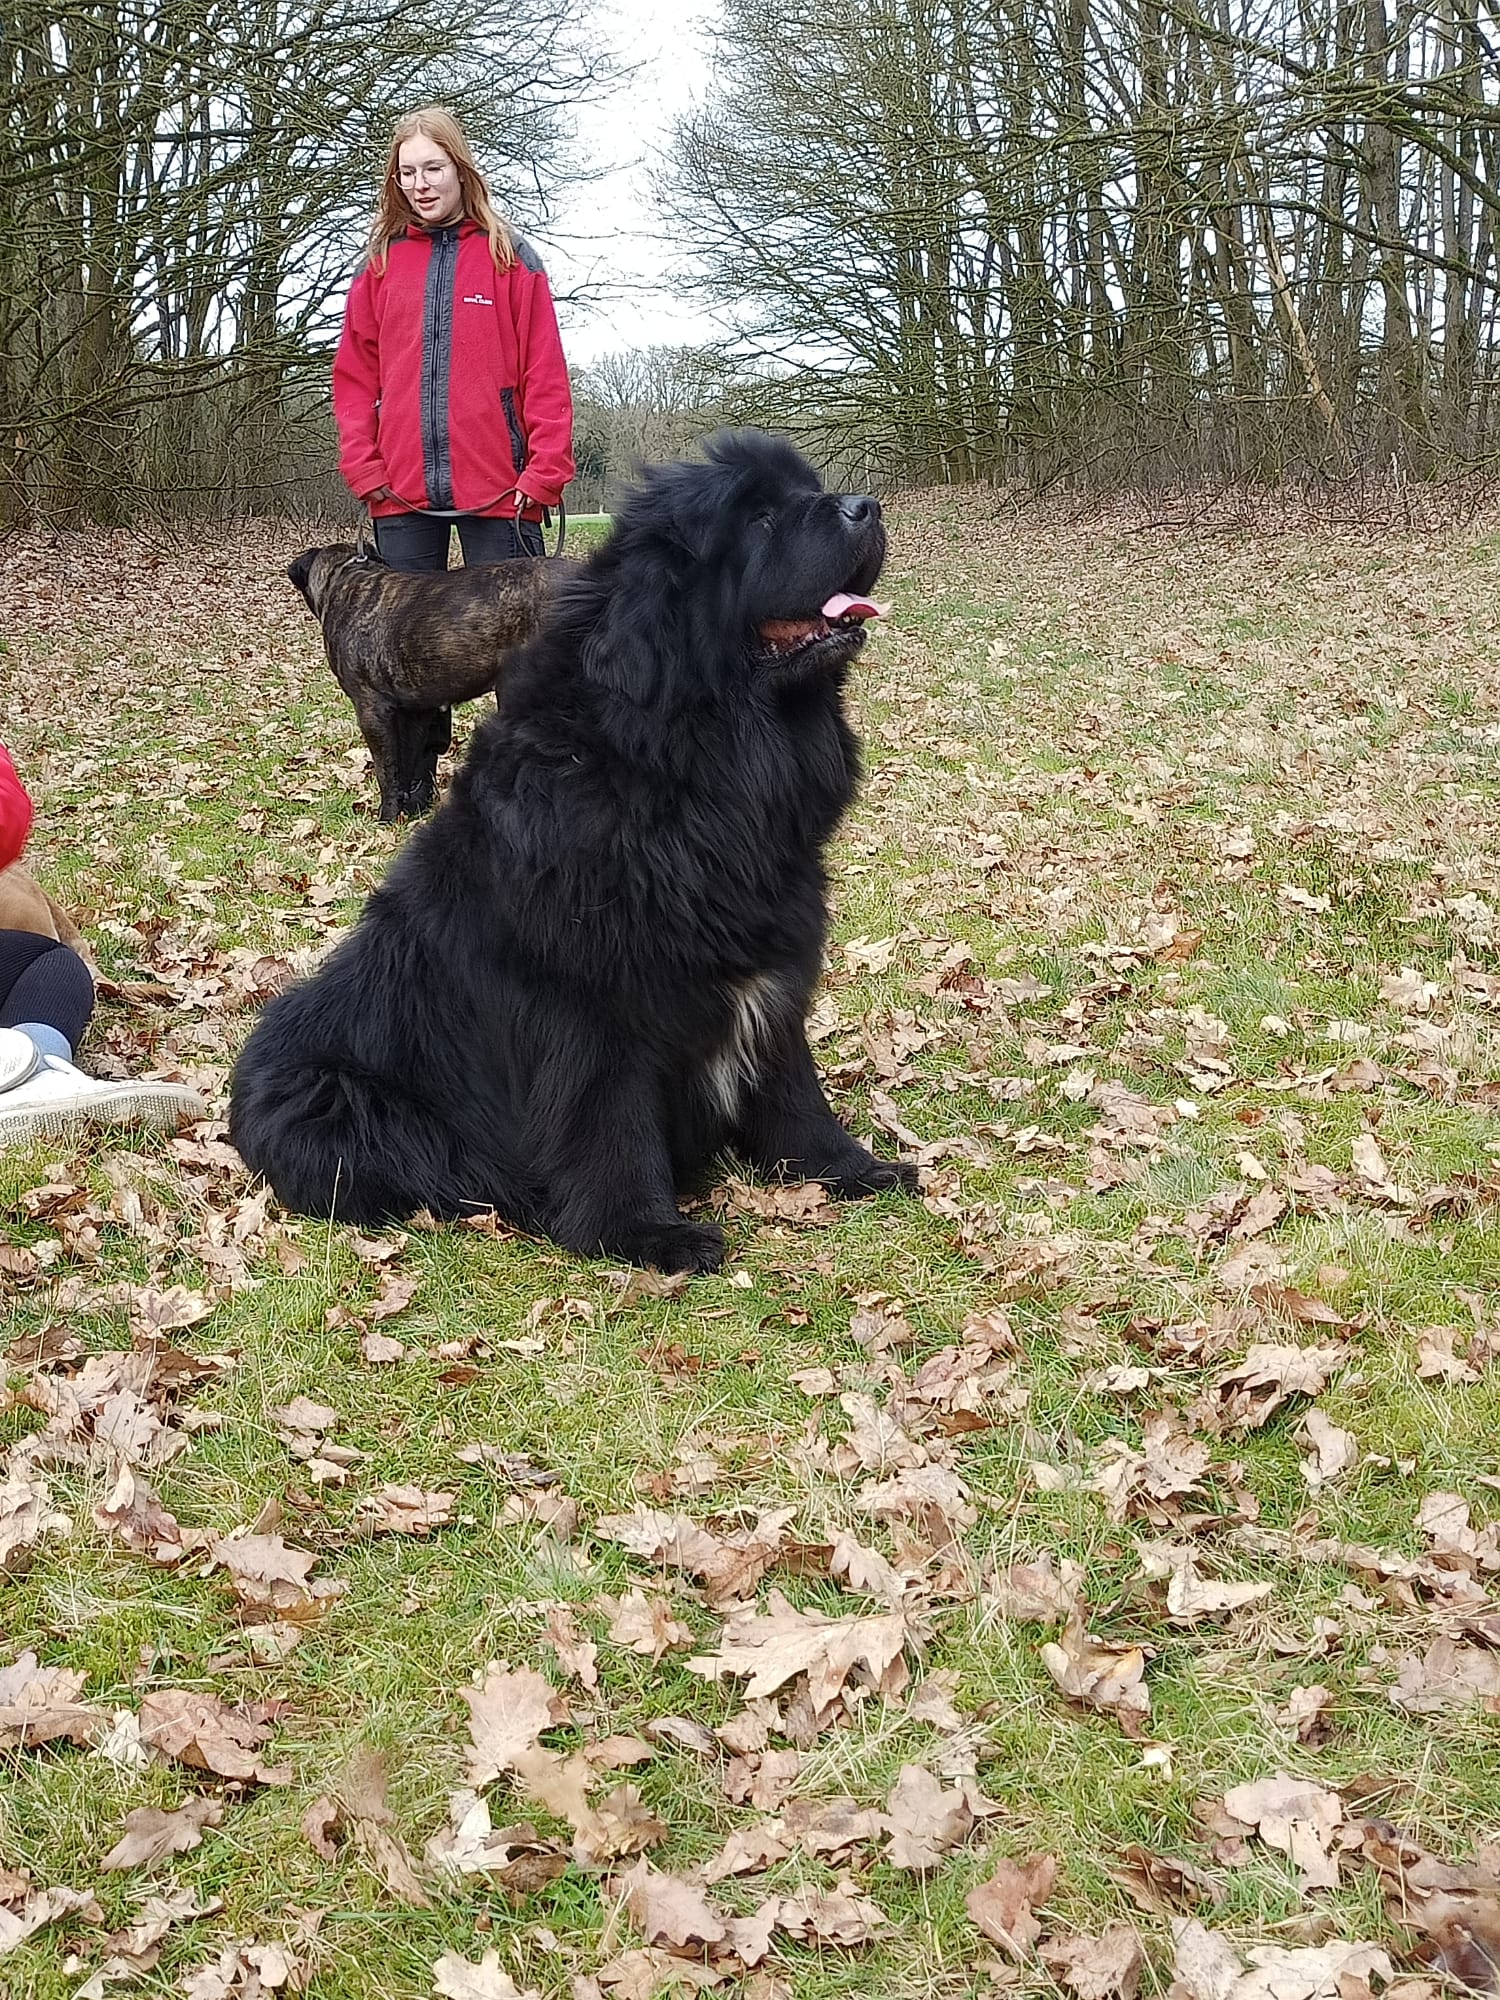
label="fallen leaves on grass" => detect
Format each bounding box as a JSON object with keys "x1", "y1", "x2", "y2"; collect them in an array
[
  {"x1": 1361, "y1": 1818, "x2": 1500, "y2": 1990},
  {"x1": 462, "y1": 1665, "x2": 571, "y2": 1786},
  {"x1": 1218, "y1": 1772, "x2": 1348, "y2": 1892},
  {"x1": 302, "y1": 1746, "x2": 430, "y2": 1906},
  {"x1": 966, "y1": 1852, "x2": 1058, "y2": 1957},
  {"x1": 0, "y1": 1465, "x2": 72, "y2": 1574},
  {"x1": 0, "y1": 1878, "x2": 104, "y2": 1955},
  {"x1": 881, "y1": 1762, "x2": 990, "y2": 1870},
  {"x1": 685, "y1": 1589, "x2": 919, "y2": 1726},
  {"x1": 100, "y1": 1794, "x2": 223, "y2": 1870},
  {"x1": 1170, "y1": 1919, "x2": 1392, "y2": 2000},
  {"x1": 1040, "y1": 1608, "x2": 1153, "y2": 1735},
  {"x1": 137, "y1": 1689, "x2": 291, "y2": 1785},
  {"x1": 355, "y1": 1484, "x2": 458, "y2": 1536},
  {"x1": 594, "y1": 1506, "x2": 795, "y2": 1608},
  {"x1": 0, "y1": 1652, "x2": 104, "y2": 1750},
  {"x1": 433, "y1": 1951, "x2": 540, "y2": 2000},
  {"x1": 1041, "y1": 1924, "x2": 1145, "y2": 2000},
  {"x1": 1198, "y1": 1343, "x2": 1350, "y2": 1432},
  {"x1": 603, "y1": 1589, "x2": 696, "y2": 1661}
]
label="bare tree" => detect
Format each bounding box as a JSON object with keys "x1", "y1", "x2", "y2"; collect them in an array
[
  {"x1": 658, "y1": 0, "x2": 1500, "y2": 486},
  {"x1": 0, "y1": 0, "x2": 618, "y2": 521}
]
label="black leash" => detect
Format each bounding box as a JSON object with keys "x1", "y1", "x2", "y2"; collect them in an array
[{"x1": 357, "y1": 490, "x2": 567, "y2": 562}]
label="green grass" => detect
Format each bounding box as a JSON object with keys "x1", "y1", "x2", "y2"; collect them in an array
[{"x1": 1, "y1": 504, "x2": 1499, "y2": 1996}]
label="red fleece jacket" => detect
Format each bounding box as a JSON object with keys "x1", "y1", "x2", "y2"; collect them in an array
[
  {"x1": 333, "y1": 221, "x2": 575, "y2": 519},
  {"x1": 0, "y1": 744, "x2": 33, "y2": 870}
]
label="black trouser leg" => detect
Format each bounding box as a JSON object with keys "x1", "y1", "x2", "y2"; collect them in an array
[
  {"x1": 455, "y1": 516, "x2": 544, "y2": 565},
  {"x1": 0, "y1": 933, "x2": 95, "y2": 1053},
  {"x1": 372, "y1": 513, "x2": 452, "y2": 571},
  {"x1": 372, "y1": 514, "x2": 453, "y2": 809}
]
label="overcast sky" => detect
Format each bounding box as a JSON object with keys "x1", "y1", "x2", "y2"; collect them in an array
[{"x1": 539, "y1": 0, "x2": 722, "y2": 367}]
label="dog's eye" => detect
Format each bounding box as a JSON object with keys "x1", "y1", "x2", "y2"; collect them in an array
[{"x1": 753, "y1": 511, "x2": 775, "y2": 534}]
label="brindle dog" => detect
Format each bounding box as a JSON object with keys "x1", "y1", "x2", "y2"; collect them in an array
[{"x1": 287, "y1": 544, "x2": 579, "y2": 821}]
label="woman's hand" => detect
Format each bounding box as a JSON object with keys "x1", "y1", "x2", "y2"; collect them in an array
[{"x1": 364, "y1": 485, "x2": 394, "y2": 505}]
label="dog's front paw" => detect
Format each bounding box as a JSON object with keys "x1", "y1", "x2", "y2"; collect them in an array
[
  {"x1": 825, "y1": 1153, "x2": 920, "y2": 1200},
  {"x1": 614, "y1": 1219, "x2": 725, "y2": 1275}
]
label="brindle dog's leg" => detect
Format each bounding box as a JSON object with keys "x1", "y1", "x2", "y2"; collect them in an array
[
  {"x1": 355, "y1": 699, "x2": 406, "y2": 822},
  {"x1": 392, "y1": 708, "x2": 441, "y2": 819}
]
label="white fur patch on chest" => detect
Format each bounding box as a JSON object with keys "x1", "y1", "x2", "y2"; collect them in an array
[{"x1": 704, "y1": 973, "x2": 781, "y2": 1122}]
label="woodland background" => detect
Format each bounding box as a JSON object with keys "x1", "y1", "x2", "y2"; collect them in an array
[{"x1": 3, "y1": 0, "x2": 1499, "y2": 522}]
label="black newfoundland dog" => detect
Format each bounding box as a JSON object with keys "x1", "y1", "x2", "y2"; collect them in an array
[{"x1": 229, "y1": 430, "x2": 917, "y2": 1273}]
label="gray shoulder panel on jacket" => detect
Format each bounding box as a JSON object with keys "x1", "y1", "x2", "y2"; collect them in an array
[{"x1": 513, "y1": 237, "x2": 547, "y2": 275}]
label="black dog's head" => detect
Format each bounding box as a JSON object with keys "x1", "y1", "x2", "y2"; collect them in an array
[
  {"x1": 286, "y1": 544, "x2": 359, "y2": 619},
  {"x1": 579, "y1": 430, "x2": 887, "y2": 701}
]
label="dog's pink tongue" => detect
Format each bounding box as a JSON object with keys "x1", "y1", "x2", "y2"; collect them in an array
[{"x1": 822, "y1": 593, "x2": 888, "y2": 621}]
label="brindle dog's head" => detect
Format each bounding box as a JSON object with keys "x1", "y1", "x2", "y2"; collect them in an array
[{"x1": 286, "y1": 544, "x2": 361, "y2": 620}]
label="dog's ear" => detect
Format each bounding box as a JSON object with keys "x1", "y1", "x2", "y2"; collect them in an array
[
  {"x1": 577, "y1": 548, "x2": 685, "y2": 707},
  {"x1": 287, "y1": 550, "x2": 318, "y2": 608}
]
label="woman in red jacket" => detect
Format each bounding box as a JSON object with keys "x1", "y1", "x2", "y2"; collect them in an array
[
  {"x1": 332, "y1": 106, "x2": 575, "y2": 793},
  {"x1": 333, "y1": 105, "x2": 575, "y2": 571},
  {"x1": 0, "y1": 745, "x2": 203, "y2": 1145}
]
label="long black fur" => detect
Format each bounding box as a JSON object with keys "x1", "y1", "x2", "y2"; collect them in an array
[{"x1": 229, "y1": 430, "x2": 917, "y2": 1273}]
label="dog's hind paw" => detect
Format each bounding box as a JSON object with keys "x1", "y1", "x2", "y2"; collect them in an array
[{"x1": 612, "y1": 1219, "x2": 725, "y2": 1275}]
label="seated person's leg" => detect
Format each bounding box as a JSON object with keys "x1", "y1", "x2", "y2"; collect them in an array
[{"x1": 0, "y1": 933, "x2": 204, "y2": 1145}]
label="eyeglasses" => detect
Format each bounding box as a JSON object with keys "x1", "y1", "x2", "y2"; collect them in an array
[{"x1": 398, "y1": 162, "x2": 454, "y2": 185}]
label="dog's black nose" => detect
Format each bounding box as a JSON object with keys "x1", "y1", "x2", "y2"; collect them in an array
[{"x1": 839, "y1": 495, "x2": 881, "y2": 525}]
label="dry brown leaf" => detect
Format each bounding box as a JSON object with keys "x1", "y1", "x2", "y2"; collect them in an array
[
  {"x1": 423, "y1": 1790, "x2": 567, "y2": 1891},
  {"x1": 699, "y1": 1824, "x2": 793, "y2": 1883},
  {"x1": 100, "y1": 1794, "x2": 222, "y2": 1870},
  {"x1": 1219, "y1": 1772, "x2": 1347, "y2": 1892},
  {"x1": 1391, "y1": 1637, "x2": 1500, "y2": 1712},
  {"x1": 772, "y1": 1876, "x2": 890, "y2": 1946},
  {"x1": 1361, "y1": 1818, "x2": 1500, "y2": 1990},
  {"x1": 1171, "y1": 1920, "x2": 1392, "y2": 2000},
  {"x1": 602, "y1": 1589, "x2": 695, "y2": 1662},
  {"x1": 462, "y1": 1664, "x2": 571, "y2": 1786},
  {"x1": 881, "y1": 1762, "x2": 977, "y2": 1870},
  {"x1": 432, "y1": 1951, "x2": 540, "y2": 2000},
  {"x1": 595, "y1": 1506, "x2": 793, "y2": 1608},
  {"x1": 358, "y1": 1325, "x2": 405, "y2": 1364},
  {"x1": 987, "y1": 1554, "x2": 1086, "y2": 1623},
  {"x1": 1041, "y1": 1924, "x2": 1145, "y2": 2000},
  {"x1": 1110, "y1": 1843, "x2": 1224, "y2": 1915},
  {"x1": 1040, "y1": 1609, "x2": 1152, "y2": 1735},
  {"x1": 355, "y1": 1485, "x2": 456, "y2": 1535},
  {"x1": 1136, "y1": 1543, "x2": 1275, "y2": 1623},
  {"x1": 209, "y1": 1528, "x2": 345, "y2": 1623},
  {"x1": 512, "y1": 1746, "x2": 666, "y2": 1867},
  {"x1": 330, "y1": 1745, "x2": 432, "y2": 1908},
  {"x1": 782, "y1": 1795, "x2": 885, "y2": 1861},
  {"x1": 1276, "y1": 1684, "x2": 1336, "y2": 1745},
  {"x1": 828, "y1": 1528, "x2": 907, "y2": 1606},
  {"x1": 1299, "y1": 1410, "x2": 1359, "y2": 1492},
  {"x1": 542, "y1": 1606, "x2": 600, "y2": 1690},
  {"x1": 0, "y1": 1465, "x2": 71, "y2": 1575},
  {"x1": 137, "y1": 1689, "x2": 291, "y2": 1785},
  {"x1": 0, "y1": 1652, "x2": 103, "y2": 1751},
  {"x1": 685, "y1": 1588, "x2": 918, "y2": 1724},
  {"x1": 1203, "y1": 1343, "x2": 1349, "y2": 1432},
  {"x1": 966, "y1": 1852, "x2": 1058, "y2": 1958},
  {"x1": 0, "y1": 1882, "x2": 105, "y2": 1956},
  {"x1": 592, "y1": 1948, "x2": 728, "y2": 1997},
  {"x1": 618, "y1": 1858, "x2": 728, "y2": 1951},
  {"x1": 92, "y1": 1461, "x2": 195, "y2": 1563}
]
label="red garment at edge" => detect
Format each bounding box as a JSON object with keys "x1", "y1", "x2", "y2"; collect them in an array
[
  {"x1": 333, "y1": 220, "x2": 575, "y2": 520},
  {"x1": 0, "y1": 744, "x2": 34, "y2": 870}
]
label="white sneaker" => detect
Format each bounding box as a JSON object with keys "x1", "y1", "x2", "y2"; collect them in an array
[
  {"x1": 0, "y1": 1049, "x2": 206, "y2": 1148},
  {"x1": 0, "y1": 1026, "x2": 40, "y2": 1092}
]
